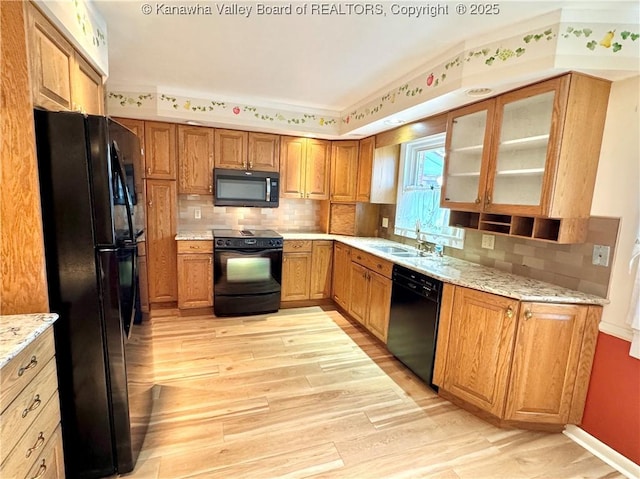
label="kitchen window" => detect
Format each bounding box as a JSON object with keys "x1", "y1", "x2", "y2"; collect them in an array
[{"x1": 395, "y1": 133, "x2": 464, "y2": 249}]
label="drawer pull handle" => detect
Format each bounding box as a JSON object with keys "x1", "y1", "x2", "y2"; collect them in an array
[
  {"x1": 22, "y1": 394, "x2": 42, "y2": 418},
  {"x1": 31, "y1": 459, "x2": 47, "y2": 479},
  {"x1": 18, "y1": 356, "x2": 38, "y2": 377},
  {"x1": 26, "y1": 432, "x2": 45, "y2": 458}
]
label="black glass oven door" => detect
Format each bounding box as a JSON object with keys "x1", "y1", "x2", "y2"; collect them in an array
[{"x1": 214, "y1": 249, "x2": 282, "y2": 296}]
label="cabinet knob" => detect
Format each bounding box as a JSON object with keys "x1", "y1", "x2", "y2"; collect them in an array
[
  {"x1": 506, "y1": 306, "x2": 514, "y2": 319},
  {"x1": 475, "y1": 197, "x2": 481, "y2": 204},
  {"x1": 485, "y1": 195, "x2": 492, "y2": 206},
  {"x1": 524, "y1": 309, "x2": 533, "y2": 320},
  {"x1": 148, "y1": 200, "x2": 153, "y2": 208},
  {"x1": 147, "y1": 167, "x2": 151, "y2": 175},
  {"x1": 209, "y1": 185, "x2": 212, "y2": 193}
]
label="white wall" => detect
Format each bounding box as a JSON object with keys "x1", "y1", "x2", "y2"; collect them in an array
[{"x1": 591, "y1": 75, "x2": 640, "y2": 341}]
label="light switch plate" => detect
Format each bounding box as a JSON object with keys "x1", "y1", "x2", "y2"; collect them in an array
[
  {"x1": 592, "y1": 245, "x2": 610, "y2": 267},
  {"x1": 194, "y1": 207, "x2": 201, "y2": 219},
  {"x1": 481, "y1": 234, "x2": 495, "y2": 250},
  {"x1": 382, "y1": 217, "x2": 389, "y2": 228}
]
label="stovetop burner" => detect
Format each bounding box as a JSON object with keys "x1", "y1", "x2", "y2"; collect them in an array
[{"x1": 213, "y1": 229, "x2": 281, "y2": 239}]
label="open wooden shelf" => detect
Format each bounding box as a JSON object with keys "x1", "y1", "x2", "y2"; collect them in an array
[{"x1": 449, "y1": 210, "x2": 589, "y2": 244}]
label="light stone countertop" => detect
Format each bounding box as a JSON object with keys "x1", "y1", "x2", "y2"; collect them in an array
[
  {"x1": 175, "y1": 231, "x2": 607, "y2": 305},
  {"x1": 0, "y1": 313, "x2": 59, "y2": 369}
]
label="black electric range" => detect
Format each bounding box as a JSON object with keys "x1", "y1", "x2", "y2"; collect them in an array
[{"x1": 212, "y1": 229, "x2": 283, "y2": 316}]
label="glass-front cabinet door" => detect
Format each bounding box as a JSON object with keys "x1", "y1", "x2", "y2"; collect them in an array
[
  {"x1": 442, "y1": 99, "x2": 495, "y2": 211},
  {"x1": 485, "y1": 77, "x2": 568, "y2": 216}
]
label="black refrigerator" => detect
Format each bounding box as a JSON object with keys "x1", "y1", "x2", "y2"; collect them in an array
[{"x1": 34, "y1": 109, "x2": 153, "y2": 478}]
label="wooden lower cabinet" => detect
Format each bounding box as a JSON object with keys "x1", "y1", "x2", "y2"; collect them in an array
[
  {"x1": 281, "y1": 240, "x2": 333, "y2": 302},
  {"x1": 146, "y1": 180, "x2": 177, "y2": 303},
  {"x1": 1, "y1": 327, "x2": 64, "y2": 478},
  {"x1": 331, "y1": 242, "x2": 351, "y2": 310},
  {"x1": 310, "y1": 241, "x2": 333, "y2": 299},
  {"x1": 177, "y1": 248, "x2": 213, "y2": 309},
  {"x1": 504, "y1": 303, "x2": 593, "y2": 424},
  {"x1": 435, "y1": 285, "x2": 602, "y2": 427},
  {"x1": 348, "y1": 249, "x2": 392, "y2": 342},
  {"x1": 281, "y1": 252, "x2": 312, "y2": 301}
]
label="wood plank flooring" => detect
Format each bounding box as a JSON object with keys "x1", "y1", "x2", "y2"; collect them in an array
[{"x1": 124, "y1": 307, "x2": 622, "y2": 479}]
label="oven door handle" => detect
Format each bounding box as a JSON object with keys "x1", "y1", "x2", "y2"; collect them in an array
[{"x1": 216, "y1": 247, "x2": 282, "y2": 255}]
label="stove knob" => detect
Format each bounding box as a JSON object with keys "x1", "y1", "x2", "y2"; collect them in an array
[
  {"x1": 269, "y1": 240, "x2": 274, "y2": 246},
  {"x1": 216, "y1": 239, "x2": 224, "y2": 247},
  {"x1": 225, "y1": 240, "x2": 231, "y2": 246}
]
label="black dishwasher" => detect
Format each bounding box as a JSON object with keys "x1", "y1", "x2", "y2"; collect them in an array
[{"x1": 387, "y1": 264, "x2": 443, "y2": 390}]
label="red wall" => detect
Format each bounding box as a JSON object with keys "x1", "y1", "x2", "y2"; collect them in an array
[{"x1": 581, "y1": 332, "x2": 640, "y2": 464}]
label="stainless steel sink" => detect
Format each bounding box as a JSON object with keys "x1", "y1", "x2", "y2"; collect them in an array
[{"x1": 370, "y1": 245, "x2": 420, "y2": 257}]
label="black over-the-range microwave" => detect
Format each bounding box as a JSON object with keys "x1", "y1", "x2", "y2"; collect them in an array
[{"x1": 213, "y1": 168, "x2": 279, "y2": 208}]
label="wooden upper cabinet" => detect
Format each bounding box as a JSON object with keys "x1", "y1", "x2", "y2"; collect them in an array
[
  {"x1": 356, "y1": 136, "x2": 375, "y2": 202},
  {"x1": 214, "y1": 129, "x2": 248, "y2": 170},
  {"x1": 442, "y1": 73, "x2": 610, "y2": 218},
  {"x1": 442, "y1": 99, "x2": 495, "y2": 212},
  {"x1": 113, "y1": 118, "x2": 146, "y2": 193},
  {"x1": 305, "y1": 139, "x2": 331, "y2": 200},
  {"x1": 279, "y1": 137, "x2": 330, "y2": 200},
  {"x1": 72, "y1": 53, "x2": 103, "y2": 114},
  {"x1": 145, "y1": 121, "x2": 177, "y2": 179},
  {"x1": 248, "y1": 132, "x2": 280, "y2": 172},
  {"x1": 330, "y1": 141, "x2": 359, "y2": 202},
  {"x1": 26, "y1": 4, "x2": 104, "y2": 115},
  {"x1": 443, "y1": 287, "x2": 519, "y2": 417},
  {"x1": 504, "y1": 303, "x2": 589, "y2": 424},
  {"x1": 26, "y1": 4, "x2": 74, "y2": 111},
  {"x1": 178, "y1": 125, "x2": 214, "y2": 194},
  {"x1": 280, "y1": 137, "x2": 306, "y2": 198}
]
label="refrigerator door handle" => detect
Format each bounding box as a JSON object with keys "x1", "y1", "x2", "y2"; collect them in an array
[{"x1": 111, "y1": 143, "x2": 135, "y2": 242}]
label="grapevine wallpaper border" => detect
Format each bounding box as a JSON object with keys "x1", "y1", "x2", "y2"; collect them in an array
[{"x1": 107, "y1": 18, "x2": 638, "y2": 136}]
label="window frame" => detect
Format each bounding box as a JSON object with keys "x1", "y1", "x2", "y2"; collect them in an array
[{"x1": 394, "y1": 133, "x2": 465, "y2": 249}]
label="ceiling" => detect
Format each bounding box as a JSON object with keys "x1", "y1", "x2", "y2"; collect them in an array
[{"x1": 96, "y1": 0, "x2": 638, "y2": 133}]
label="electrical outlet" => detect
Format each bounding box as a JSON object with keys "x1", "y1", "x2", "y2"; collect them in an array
[
  {"x1": 592, "y1": 245, "x2": 610, "y2": 267},
  {"x1": 194, "y1": 207, "x2": 201, "y2": 219},
  {"x1": 481, "y1": 234, "x2": 495, "y2": 250},
  {"x1": 382, "y1": 217, "x2": 389, "y2": 228}
]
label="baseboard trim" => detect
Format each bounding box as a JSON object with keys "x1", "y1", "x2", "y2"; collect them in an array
[{"x1": 563, "y1": 425, "x2": 640, "y2": 479}]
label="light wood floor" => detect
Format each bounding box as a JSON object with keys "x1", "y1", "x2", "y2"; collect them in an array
[{"x1": 125, "y1": 307, "x2": 622, "y2": 479}]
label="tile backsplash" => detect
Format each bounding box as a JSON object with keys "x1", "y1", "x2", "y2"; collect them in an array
[
  {"x1": 178, "y1": 195, "x2": 322, "y2": 232},
  {"x1": 378, "y1": 204, "x2": 618, "y2": 298}
]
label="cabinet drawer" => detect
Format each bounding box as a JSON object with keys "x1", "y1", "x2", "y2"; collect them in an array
[
  {"x1": 0, "y1": 393, "x2": 61, "y2": 479},
  {"x1": 0, "y1": 358, "x2": 58, "y2": 464},
  {"x1": 177, "y1": 241, "x2": 213, "y2": 254},
  {"x1": 351, "y1": 249, "x2": 393, "y2": 279},
  {"x1": 284, "y1": 240, "x2": 312, "y2": 253},
  {"x1": 0, "y1": 328, "x2": 55, "y2": 411},
  {"x1": 24, "y1": 426, "x2": 64, "y2": 479}
]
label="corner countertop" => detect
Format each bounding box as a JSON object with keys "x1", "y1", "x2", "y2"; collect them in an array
[
  {"x1": 175, "y1": 231, "x2": 608, "y2": 306},
  {"x1": 0, "y1": 313, "x2": 59, "y2": 369}
]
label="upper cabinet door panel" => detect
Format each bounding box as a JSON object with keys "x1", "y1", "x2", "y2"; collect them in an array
[
  {"x1": 248, "y1": 132, "x2": 280, "y2": 172},
  {"x1": 305, "y1": 139, "x2": 331, "y2": 200},
  {"x1": 72, "y1": 53, "x2": 104, "y2": 115},
  {"x1": 145, "y1": 122, "x2": 177, "y2": 179},
  {"x1": 330, "y1": 141, "x2": 359, "y2": 202},
  {"x1": 356, "y1": 136, "x2": 375, "y2": 202},
  {"x1": 27, "y1": 5, "x2": 74, "y2": 111},
  {"x1": 442, "y1": 99, "x2": 495, "y2": 211},
  {"x1": 214, "y1": 129, "x2": 247, "y2": 170},
  {"x1": 486, "y1": 77, "x2": 566, "y2": 215},
  {"x1": 178, "y1": 125, "x2": 214, "y2": 194},
  {"x1": 279, "y1": 136, "x2": 306, "y2": 198}
]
